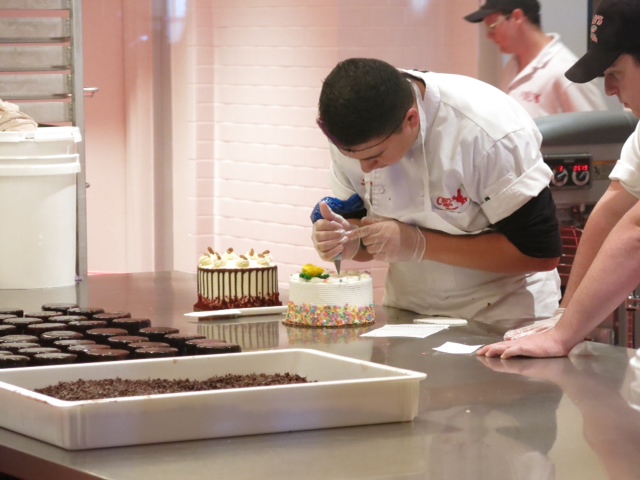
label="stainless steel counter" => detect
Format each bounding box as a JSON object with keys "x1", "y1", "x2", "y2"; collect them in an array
[{"x1": 1, "y1": 272, "x2": 640, "y2": 480}]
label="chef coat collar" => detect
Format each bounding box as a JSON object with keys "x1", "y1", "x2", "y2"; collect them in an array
[
  {"x1": 400, "y1": 70, "x2": 438, "y2": 147},
  {"x1": 510, "y1": 33, "x2": 561, "y2": 85},
  {"x1": 408, "y1": 81, "x2": 427, "y2": 156}
]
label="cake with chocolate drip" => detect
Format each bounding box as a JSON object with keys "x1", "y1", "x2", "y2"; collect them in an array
[{"x1": 194, "y1": 247, "x2": 281, "y2": 311}]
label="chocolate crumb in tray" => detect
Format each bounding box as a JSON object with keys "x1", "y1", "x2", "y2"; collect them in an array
[{"x1": 36, "y1": 373, "x2": 312, "y2": 401}]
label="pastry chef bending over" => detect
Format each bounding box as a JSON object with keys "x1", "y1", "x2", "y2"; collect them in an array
[{"x1": 312, "y1": 58, "x2": 562, "y2": 326}]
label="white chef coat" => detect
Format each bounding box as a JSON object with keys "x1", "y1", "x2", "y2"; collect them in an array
[
  {"x1": 609, "y1": 121, "x2": 640, "y2": 197},
  {"x1": 501, "y1": 34, "x2": 607, "y2": 119},
  {"x1": 328, "y1": 70, "x2": 561, "y2": 325}
]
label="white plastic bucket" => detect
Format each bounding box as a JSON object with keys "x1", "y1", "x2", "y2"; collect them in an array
[{"x1": 0, "y1": 127, "x2": 81, "y2": 289}]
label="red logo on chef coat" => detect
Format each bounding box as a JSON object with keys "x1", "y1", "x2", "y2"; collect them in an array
[{"x1": 436, "y1": 188, "x2": 468, "y2": 211}]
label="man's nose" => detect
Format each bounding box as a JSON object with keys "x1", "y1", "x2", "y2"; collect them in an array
[
  {"x1": 359, "y1": 160, "x2": 376, "y2": 173},
  {"x1": 604, "y1": 75, "x2": 617, "y2": 97}
]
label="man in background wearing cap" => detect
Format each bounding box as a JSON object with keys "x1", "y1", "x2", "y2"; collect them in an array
[
  {"x1": 478, "y1": 0, "x2": 640, "y2": 358},
  {"x1": 464, "y1": 0, "x2": 607, "y2": 118}
]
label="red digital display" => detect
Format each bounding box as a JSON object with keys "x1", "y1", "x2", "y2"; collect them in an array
[
  {"x1": 573, "y1": 164, "x2": 589, "y2": 172},
  {"x1": 556, "y1": 166, "x2": 565, "y2": 173}
]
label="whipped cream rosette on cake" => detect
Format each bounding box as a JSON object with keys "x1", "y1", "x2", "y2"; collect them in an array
[{"x1": 284, "y1": 264, "x2": 375, "y2": 328}]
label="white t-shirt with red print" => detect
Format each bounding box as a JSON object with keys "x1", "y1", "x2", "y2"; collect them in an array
[{"x1": 501, "y1": 34, "x2": 607, "y2": 118}]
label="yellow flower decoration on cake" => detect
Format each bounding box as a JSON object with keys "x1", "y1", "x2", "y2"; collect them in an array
[{"x1": 302, "y1": 264, "x2": 326, "y2": 277}]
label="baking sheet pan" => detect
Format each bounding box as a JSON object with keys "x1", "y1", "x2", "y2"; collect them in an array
[{"x1": 0, "y1": 348, "x2": 426, "y2": 450}]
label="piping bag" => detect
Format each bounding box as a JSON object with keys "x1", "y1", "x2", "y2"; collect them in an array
[{"x1": 310, "y1": 194, "x2": 366, "y2": 274}]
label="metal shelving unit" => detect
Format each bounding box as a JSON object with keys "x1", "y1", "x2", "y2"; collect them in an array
[{"x1": 0, "y1": 0, "x2": 87, "y2": 280}]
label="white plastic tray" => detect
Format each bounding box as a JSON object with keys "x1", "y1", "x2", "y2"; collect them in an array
[{"x1": 0, "y1": 348, "x2": 426, "y2": 450}]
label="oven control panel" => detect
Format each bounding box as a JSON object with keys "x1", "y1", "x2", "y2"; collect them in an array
[{"x1": 544, "y1": 154, "x2": 592, "y2": 189}]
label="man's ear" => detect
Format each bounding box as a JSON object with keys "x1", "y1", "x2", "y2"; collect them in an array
[
  {"x1": 510, "y1": 8, "x2": 525, "y2": 23},
  {"x1": 406, "y1": 107, "x2": 420, "y2": 129}
]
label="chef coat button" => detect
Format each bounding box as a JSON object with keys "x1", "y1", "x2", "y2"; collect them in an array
[{"x1": 378, "y1": 186, "x2": 385, "y2": 194}]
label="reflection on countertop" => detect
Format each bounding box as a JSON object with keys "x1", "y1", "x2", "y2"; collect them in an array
[{"x1": 1, "y1": 271, "x2": 639, "y2": 480}]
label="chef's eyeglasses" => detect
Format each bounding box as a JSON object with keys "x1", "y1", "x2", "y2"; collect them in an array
[
  {"x1": 316, "y1": 110, "x2": 408, "y2": 154},
  {"x1": 486, "y1": 14, "x2": 511, "y2": 32}
]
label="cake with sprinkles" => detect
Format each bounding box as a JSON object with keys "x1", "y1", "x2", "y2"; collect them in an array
[{"x1": 283, "y1": 264, "x2": 374, "y2": 328}]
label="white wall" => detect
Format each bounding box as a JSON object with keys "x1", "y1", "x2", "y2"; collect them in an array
[
  {"x1": 540, "y1": 0, "x2": 620, "y2": 111},
  {"x1": 84, "y1": 0, "x2": 480, "y2": 303},
  {"x1": 182, "y1": 0, "x2": 479, "y2": 303},
  {"x1": 541, "y1": 0, "x2": 588, "y2": 55},
  {"x1": 83, "y1": 0, "x2": 128, "y2": 273}
]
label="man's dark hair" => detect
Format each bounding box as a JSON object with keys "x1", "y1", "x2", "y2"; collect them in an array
[{"x1": 317, "y1": 58, "x2": 414, "y2": 149}]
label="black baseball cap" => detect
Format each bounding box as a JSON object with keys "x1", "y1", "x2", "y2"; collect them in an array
[
  {"x1": 464, "y1": 0, "x2": 540, "y2": 23},
  {"x1": 565, "y1": 0, "x2": 640, "y2": 83}
]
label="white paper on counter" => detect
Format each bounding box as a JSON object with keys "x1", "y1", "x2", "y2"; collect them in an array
[
  {"x1": 433, "y1": 341, "x2": 484, "y2": 354},
  {"x1": 360, "y1": 324, "x2": 449, "y2": 339}
]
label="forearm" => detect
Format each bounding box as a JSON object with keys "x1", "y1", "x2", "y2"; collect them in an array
[
  {"x1": 419, "y1": 229, "x2": 558, "y2": 274},
  {"x1": 562, "y1": 182, "x2": 637, "y2": 306},
  {"x1": 560, "y1": 214, "x2": 617, "y2": 307},
  {"x1": 555, "y1": 204, "x2": 640, "y2": 342}
]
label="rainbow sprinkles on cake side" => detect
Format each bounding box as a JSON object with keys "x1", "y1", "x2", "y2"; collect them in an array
[
  {"x1": 284, "y1": 264, "x2": 375, "y2": 328},
  {"x1": 194, "y1": 248, "x2": 280, "y2": 312}
]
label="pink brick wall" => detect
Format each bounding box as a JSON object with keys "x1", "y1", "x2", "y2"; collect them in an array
[{"x1": 187, "y1": 0, "x2": 478, "y2": 301}]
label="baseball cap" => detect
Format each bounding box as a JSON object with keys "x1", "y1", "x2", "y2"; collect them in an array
[
  {"x1": 463, "y1": 0, "x2": 540, "y2": 23},
  {"x1": 565, "y1": 0, "x2": 640, "y2": 83}
]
